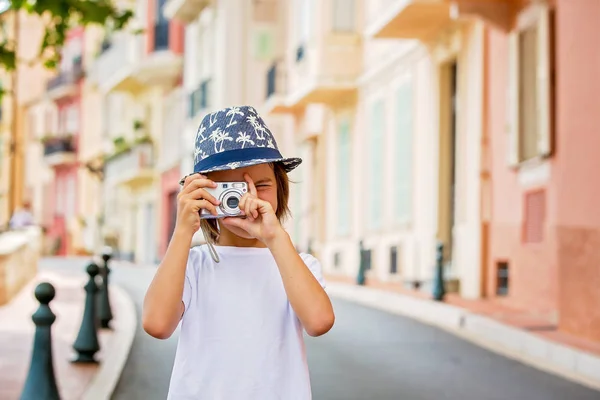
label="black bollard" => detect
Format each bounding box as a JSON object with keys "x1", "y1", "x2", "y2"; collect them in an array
[
  {"x1": 72, "y1": 262, "x2": 101, "y2": 363},
  {"x1": 20, "y1": 282, "x2": 60, "y2": 400},
  {"x1": 432, "y1": 241, "x2": 446, "y2": 301},
  {"x1": 97, "y1": 247, "x2": 113, "y2": 329},
  {"x1": 356, "y1": 240, "x2": 366, "y2": 286}
]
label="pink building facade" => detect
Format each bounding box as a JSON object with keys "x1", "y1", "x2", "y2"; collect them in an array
[
  {"x1": 487, "y1": 0, "x2": 600, "y2": 343},
  {"x1": 43, "y1": 28, "x2": 85, "y2": 255}
]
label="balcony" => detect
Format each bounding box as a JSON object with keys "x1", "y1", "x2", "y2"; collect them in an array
[
  {"x1": 135, "y1": 23, "x2": 183, "y2": 87},
  {"x1": 451, "y1": 0, "x2": 517, "y2": 32},
  {"x1": 46, "y1": 59, "x2": 84, "y2": 100},
  {"x1": 263, "y1": 60, "x2": 290, "y2": 114},
  {"x1": 163, "y1": 0, "x2": 212, "y2": 23},
  {"x1": 365, "y1": 0, "x2": 453, "y2": 41},
  {"x1": 188, "y1": 79, "x2": 212, "y2": 119},
  {"x1": 42, "y1": 135, "x2": 77, "y2": 167},
  {"x1": 284, "y1": 34, "x2": 361, "y2": 109},
  {"x1": 104, "y1": 141, "x2": 155, "y2": 187},
  {"x1": 90, "y1": 32, "x2": 144, "y2": 94}
]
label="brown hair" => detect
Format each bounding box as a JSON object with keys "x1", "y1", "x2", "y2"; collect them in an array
[{"x1": 200, "y1": 163, "x2": 291, "y2": 244}]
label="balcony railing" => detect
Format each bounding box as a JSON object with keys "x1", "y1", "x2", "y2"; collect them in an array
[
  {"x1": 91, "y1": 31, "x2": 143, "y2": 92},
  {"x1": 46, "y1": 58, "x2": 84, "y2": 92},
  {"x1": 43, "y1": 136, "x2": 75, "y2": 156},
  {"x1": 189, "y1": 79, "x2": 211, "y2": 118},
  {"x1": 154, "y1": 22, "x2": 170, "y2": 51},
  {"x1": 104, "y1": 141, "x2": 155, "y2": 184},
  {"x1": 100, "y1": 38, "x2": 112, "y2": 54}
]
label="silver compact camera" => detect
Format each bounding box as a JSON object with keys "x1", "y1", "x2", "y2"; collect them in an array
[{"x1": 200, "y1": 182, "x2": 248, "y2": 219}]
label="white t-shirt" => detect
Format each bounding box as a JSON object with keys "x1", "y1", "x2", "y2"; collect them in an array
[{"x1": 167, "y1": 245, "x2": 326, "y2": 400}]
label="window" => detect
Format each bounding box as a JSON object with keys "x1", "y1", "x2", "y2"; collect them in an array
[
  {"x1": 65, "y1": 173, "x2": 76, "y2": 220},
  {"x1": 332, "y1": 0, "x2": 355, "y2": 32},
  {"x1": 58, "y1": 108, "x2": 66, "y2": 134},
  {"x1": 55, "y1": 176, "x2": 64, "y2": 216},
  {"x1": 65, "y1": 105, "x2": 79, "y2": 134},
  {"x1": 507, "y1": 4, "x2": 554, "y2": 165},
  {"x1": 45, "y1": 107, "x2": 55, "y2": 134},
  {"x1": 197, "y1": 10, "x2": 214, "y2": 83},
  {"x1": 368, "y1": 99, "x2": 384, "y2": 230},
  {"x1": 336, "y1": 118, "x2": 351, "y2": 236},
  {"x1": 394, "y1": 80, "x2": 413, "y2": 224},
  {"x1": 296, "y1": 0, "x2": 312, "y2": 45},
  {"x1": 496, "y1": 261, "x2": 509, "y2": 296}
]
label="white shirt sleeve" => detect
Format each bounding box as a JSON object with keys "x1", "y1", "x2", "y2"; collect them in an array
[
  {"x1": 182, "y1": 248, "x2": 199, "y2": 316},
  {"x1": 300, "y1": 253, "x2": 326, "y2": 289}
]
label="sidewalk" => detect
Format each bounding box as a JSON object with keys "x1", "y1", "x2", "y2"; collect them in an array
[
  {"x1": 325, "y1": 275, "x2": 600, "y2": 392},
  {"x1": 0, "y1": 269, "x2": 136, "y2": 400}
]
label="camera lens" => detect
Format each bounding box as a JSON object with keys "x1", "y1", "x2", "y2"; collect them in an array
[{"x1": 226, "y1": 196, "x2": 239, "y2": 209}]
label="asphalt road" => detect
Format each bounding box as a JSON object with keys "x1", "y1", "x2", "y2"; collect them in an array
[{"x1": 39, "y1": 258, "x2": 600, "y2": 400}]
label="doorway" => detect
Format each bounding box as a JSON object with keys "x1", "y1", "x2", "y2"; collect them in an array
[{"x1": 437, "y1": 60, "x2": 458, "y2": 290}]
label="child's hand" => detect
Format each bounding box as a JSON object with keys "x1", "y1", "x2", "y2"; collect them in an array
[
  {"x1": 222, "y1": 173, "x2": 283, "y2": 243},
  {"x1": 175, "y1": 174, "x2": 221, "y2": 236}
]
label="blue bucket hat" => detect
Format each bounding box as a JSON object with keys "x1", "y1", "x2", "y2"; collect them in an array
[{"x1": 180, "y1": 105, "x2": 302, "y2": 184}]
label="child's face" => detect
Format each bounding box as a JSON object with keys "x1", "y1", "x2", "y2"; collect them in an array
[{"x1": 207, "y1": 163, "x2": 279, "y2": 240}]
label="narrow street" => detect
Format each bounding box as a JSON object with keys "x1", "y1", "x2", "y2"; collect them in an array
[{"x1": 40, "y1": 258, "x2": 600, "y2": 400}]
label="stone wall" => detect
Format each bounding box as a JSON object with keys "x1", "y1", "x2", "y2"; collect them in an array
[{"x1": 0, "y1": 227, "x2": 41, "y2": 306}]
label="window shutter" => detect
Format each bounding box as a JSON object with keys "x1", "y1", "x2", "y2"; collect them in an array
[
  {"x1": 369, "y1": 100, "x2": 384, "y2": 230},
  {"x1": 536, "y1": 6, "x2": 552, "y2": 157},
  {"x1": 337, "y1": 119, "x2": 351, "y2": 236},
  {"x1": 395, "y1": 81, "x2": 413, "y2": 224},
  {"x1": 507, "y1": 31, "x2": 520, "y2": 166}
]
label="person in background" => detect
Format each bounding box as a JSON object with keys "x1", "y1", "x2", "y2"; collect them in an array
[{"x1": 9, "y1": 201, "x2": 35, "y2": 230}]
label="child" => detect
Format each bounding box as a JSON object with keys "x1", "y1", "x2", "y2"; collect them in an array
[{"x1": 143, "y1": 105, "x2": 335, "y2": 400}]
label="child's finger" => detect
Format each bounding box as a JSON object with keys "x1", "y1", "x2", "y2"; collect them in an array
[
  {"x1": 244, "y1": 173, "x2": 257, "y2": 196},
  {"x1": 223, "y1": 216, "x2": 250, "y2": 231},
  {"x1": 255, "y1": 198, "x2": 274, "y2": 215},
  {"x1": 245, "y1": 198, "x2": 255, "y2": 220},
  {"x1": 251, "y1": 199, "x2": 259, "y2": 219}
]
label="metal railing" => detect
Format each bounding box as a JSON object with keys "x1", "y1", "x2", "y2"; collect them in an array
[
  {"x1": 43, "y1": 136, "x2": 75, "y2": 156},
  {"x1": 100, "y1": 39, "x2": 112, "y2": 54},
  {"x1": 46, "y1": 59, "x2": 84, "y2": 92},
  {"x1": 154, "y1": 22, "x2": 170, "y2": 51},
  {"x1": 92, "y1": 31, "x2": 143, "y2": 88}
]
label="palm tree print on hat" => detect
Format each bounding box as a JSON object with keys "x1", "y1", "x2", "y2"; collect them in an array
[
  {"x1": 196, "y1": 124, "x2": 207, "y2": 143},
  {"x1": 236, "y1": 132, "x2": 255, "y2": 149},
  {"x1": 246, "y1": 114, "x2": 268, "y2": 141},
  {"x1": 226, "y1": 106, "x2": 244, "y2": 128},
  {"x1": 209, "y1": 127, "x2": 234, "y2": 153}
]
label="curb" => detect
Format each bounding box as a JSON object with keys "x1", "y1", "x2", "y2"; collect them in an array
[
  {"x1": 326, "y1": 282, "x2": 600, "y2": 392},
  {"x1": 81, "y1": 284, "x2": 137, "y2": 400}
]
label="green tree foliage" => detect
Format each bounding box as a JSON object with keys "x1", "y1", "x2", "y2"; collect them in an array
[{"x1": 0, "y1": 0, "x2": 133, "y2": 71}]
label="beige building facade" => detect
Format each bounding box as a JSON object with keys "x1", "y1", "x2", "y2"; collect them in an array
[{"x1": 257, "y1": 0, "x2": 488, "y2": 298}]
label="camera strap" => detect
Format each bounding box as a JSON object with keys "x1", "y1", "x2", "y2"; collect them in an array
[{"x1": 200, "y1": 223, "x2": 220, "y2": 263}]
